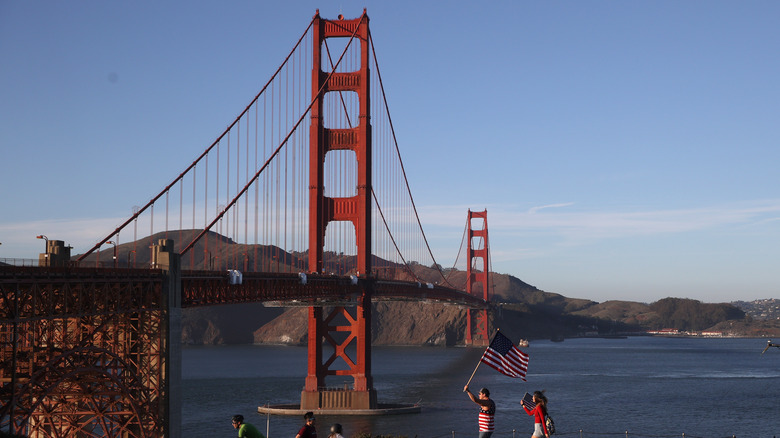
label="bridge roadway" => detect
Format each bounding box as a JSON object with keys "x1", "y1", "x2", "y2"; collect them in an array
[
  {"x1": 181, "y1": 270, "x2": 489, "y2": 308},
  {"x1": 0, "y1": 264, "x2": 486, "y2": 436},
  {"x1": 0, "y1": 265, "x2": 489, "y2": 309}
]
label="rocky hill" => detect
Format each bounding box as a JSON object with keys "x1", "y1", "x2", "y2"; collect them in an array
[
  {"x1": 76, "y1": 230, "x2": 779, "y2": 344},
  {"x1": 181, "y1": 272, "x2": 780, "y2": 345}
]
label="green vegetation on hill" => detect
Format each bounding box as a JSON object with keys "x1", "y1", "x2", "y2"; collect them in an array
[{"x1": 649, "y1": 297, "x2": 745, "y2": 331}]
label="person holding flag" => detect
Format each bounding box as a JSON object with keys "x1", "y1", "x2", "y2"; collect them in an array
[
  {"x1": 464, "y1": 330, "x2": 530, "y2": 384},
  {"x1": 463, "y1": 385, "x2": 495, "y2": 438},
  {"x1": 463, "y1": 330, "x2": 530, "y2": 438}
]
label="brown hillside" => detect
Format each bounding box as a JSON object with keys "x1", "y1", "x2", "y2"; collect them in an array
[{"x1": 75, "y1": 231, "x2": 780, "y2": 343}]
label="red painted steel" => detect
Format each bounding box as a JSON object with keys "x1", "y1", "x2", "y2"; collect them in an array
[
  {"x1": 180, "y1": 272, "x2": 486, "y2": 308},
  {"x1": 306, "y1": 9, "x2": 375, "y2": 409},
  {"x1": 0, "y1": 266, "x2": 170, "y2": 437},
  {"x1": 0, "y1": 263, "x2": 487, "y2": 434},
  {"x1": 308, "y1": 10, "x2": 371, "y2": 275},
  {"x1": 465, "y1": 210, "x2": 491, "y2": 346},
  {"x1": 1, "y1": 9, "x2": 495, "y2": 430}
]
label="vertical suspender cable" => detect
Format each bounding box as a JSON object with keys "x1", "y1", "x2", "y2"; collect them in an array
[
  {"x1": 216, "y1": 142, "x2": 220, "y2": 269},
  {"x1": 164, "y1": 191, "x2": 171, "y2": 239},
  {"x1": 369, "y1": 32, "x2": 452, "y2": 285},
  {"x1": 150, "y1": 204, "x2": 154, "y2": 262},
  {"x1": 233, "y1": 122, "x2": 238, "y2": 269},
  {"x1": 254, "y1": 99, "x2": 259, "y2": 272},
  {"x1": 263, "y1": 91, "x2": 268, "y2": 270},
  {"x1": 226, "y1": 131, "x2": 231, "y2": 268},
  {"x1": 191, "y1": 165, "x2": 195, "y2": 268},
  {"x1": 235, "y1": 122, "x2": 240, "y2": 268},
  {"x1": 270, "y1": 81, "x2": 274, "y2": 269},
  {"x1": 77, "y1": 19, "x2": 314, "y2": 261},
  {"x1": 284, "y1": 57, "x2": 289, "y2": 272},
  {"x1": 245, "y1": 102, "x2": 250, "y2": 268},
  {"x1": 274, "y1": 66, "x2": 284, "y2": 266},
  {"x1": 204, "y1": 155, "x2": 209, "y2": 269}
]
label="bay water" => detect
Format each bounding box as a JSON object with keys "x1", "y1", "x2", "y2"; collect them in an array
[{"x1": 182, "y1": 337, "x2": 780, "y2": 437}]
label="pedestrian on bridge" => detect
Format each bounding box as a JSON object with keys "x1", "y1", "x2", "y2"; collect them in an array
[
  {"x1": 232, "y1": 414, "x2": 265, "y2": 438},
  {"x1": 464, "y1": 385, "x2": 495, "y2": 438},
  {"x1": 295, "y1": 411, "x2": 317, "y2": 438}
]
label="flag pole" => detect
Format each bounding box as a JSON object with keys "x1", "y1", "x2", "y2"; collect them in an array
[{"x1": 463, "y1": 328, "x2": 499, "y2": 390}]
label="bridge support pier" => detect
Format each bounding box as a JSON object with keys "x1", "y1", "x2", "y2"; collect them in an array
[
  {"x1": 302, "y1": 291, "x2": 376, "y2": 410},
  {"x1": 153, "y1": 239, "x2": 182, "y2": 438},
  {"x1": 303, "y1": 9, "x2": 378, "y2": 411},
  {"x1": 465, "y1": 210, "x2": 491, "y2": 346},
  {"x1": 1, "y1": 241, "x2": 182, "y2": 436}
]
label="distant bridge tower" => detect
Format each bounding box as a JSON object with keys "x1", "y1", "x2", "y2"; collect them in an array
[
  {"x1": 465, "y1": 210, "x2": 490, "y2": 346},
  {"x1": 304, "y1": 9, "x2": 376, "y2": 409}
]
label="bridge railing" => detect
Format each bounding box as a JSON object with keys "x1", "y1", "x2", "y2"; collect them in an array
[
  {"x1": 0, "y1": 258, "x2": 39, "y2": 267},
  {"x1": 0, "y1": 258, "x2": 142, "y2": 269}
]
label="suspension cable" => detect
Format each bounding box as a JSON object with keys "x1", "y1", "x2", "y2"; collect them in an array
[
  {"x1": 368, "y1": 31, "x2": 455, "y2": 288},
  {"x1": 78, "y1": 17, "x2": 317, "y2": 261},
  {"x1": 180, "y1": 14, "x2": 366, "y2": 256}
]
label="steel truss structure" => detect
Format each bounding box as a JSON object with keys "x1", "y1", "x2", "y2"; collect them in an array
[
  {"x1": 0, "y1": 266, "x2": 171, "y2": 437},
  {"x1": 465, "y1": 210, "x2": 491, "y2": 346}
]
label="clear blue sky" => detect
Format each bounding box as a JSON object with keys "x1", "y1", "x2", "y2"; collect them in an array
[{"x1": 2, "y1": 1, "x2": 779, "y2": 304}]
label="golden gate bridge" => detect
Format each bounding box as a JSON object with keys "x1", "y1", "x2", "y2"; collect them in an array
[{"x1": 1, "y1": 10, "x2": 494, "y2": 437}]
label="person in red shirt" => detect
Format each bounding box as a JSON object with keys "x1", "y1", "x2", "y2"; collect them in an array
[
  {"x1": 295, "y1": 411, "x2": 317, "y2": 438},
  {"x1": 521, "y1": 390, "x2": 549, "y2": 438}
]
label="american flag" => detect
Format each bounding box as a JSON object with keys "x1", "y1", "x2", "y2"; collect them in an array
[{"x1": 480, "y1": 331, "x2": 529, "y2": 381}]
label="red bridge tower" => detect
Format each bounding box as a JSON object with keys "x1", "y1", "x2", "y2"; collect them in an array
[
  {"x1": 304, "y1": 9, "x2": 375, "y2": 410},
  {"x1": 465, "y1": 210, "x2": 491, "y2": 346}
]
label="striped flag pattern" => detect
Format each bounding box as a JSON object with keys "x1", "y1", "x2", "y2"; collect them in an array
[
  {"x1": 479, "y1": 331, "x2": 529, "y2": 381},
  {"x1": 478, "y1": 408, "x2": 495, "y2": 432}
]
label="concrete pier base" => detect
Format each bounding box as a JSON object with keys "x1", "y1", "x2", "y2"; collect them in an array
[{"x1": 301, "y1": 388, "x2": 377, "y2": 411}]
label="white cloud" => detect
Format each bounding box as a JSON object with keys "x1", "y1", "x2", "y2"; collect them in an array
[
  {"x1": 527, "y1": 203, "x2": 574, "y2": 214},
  {"x1": 418, "y1": 199, "x2": 780, "y2": 256},
  {"x1": 492, "y1": 199, "x2": 780, "y2": 239}
]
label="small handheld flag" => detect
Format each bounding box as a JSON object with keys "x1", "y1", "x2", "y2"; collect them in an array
[
  {"x1": 480, "y1": 331, "x2": 529, "y2": 381},
  {"x1": 521, "y1": 392, "x2": 536, "y2": 409}
]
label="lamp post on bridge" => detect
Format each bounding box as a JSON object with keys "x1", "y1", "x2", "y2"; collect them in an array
[
  {"x1": 36, "y1": 235, "x2": 49, "y2": 266},
  {"x1": 105, "y1": 241, "x2": 118, "y2": 268},
  {"x1": 128, "y1": 250, "x2": 136, "y2": 268}
]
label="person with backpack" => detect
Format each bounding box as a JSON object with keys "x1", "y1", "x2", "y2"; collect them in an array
[{"x1": 520, "y1": 390, "x2": 550, "y2": 438}]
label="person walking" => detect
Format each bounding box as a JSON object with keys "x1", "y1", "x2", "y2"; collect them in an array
[
  {"x1": 231, "y1": 414, "x2": 264, "y2": 438},
  {"x1": 521, "y1": 390, "x2": 549, "y2": 438},
  {"x1": 295, "y1": 411, "x2": 317, "y2": 438},
  {"x1": 464, "y1": 385, "x2": 496, "y2": 438}
]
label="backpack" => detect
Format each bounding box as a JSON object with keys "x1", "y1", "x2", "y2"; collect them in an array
[{"x1": 545, "y1": 415, "x2": 555, "y2": 435}]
